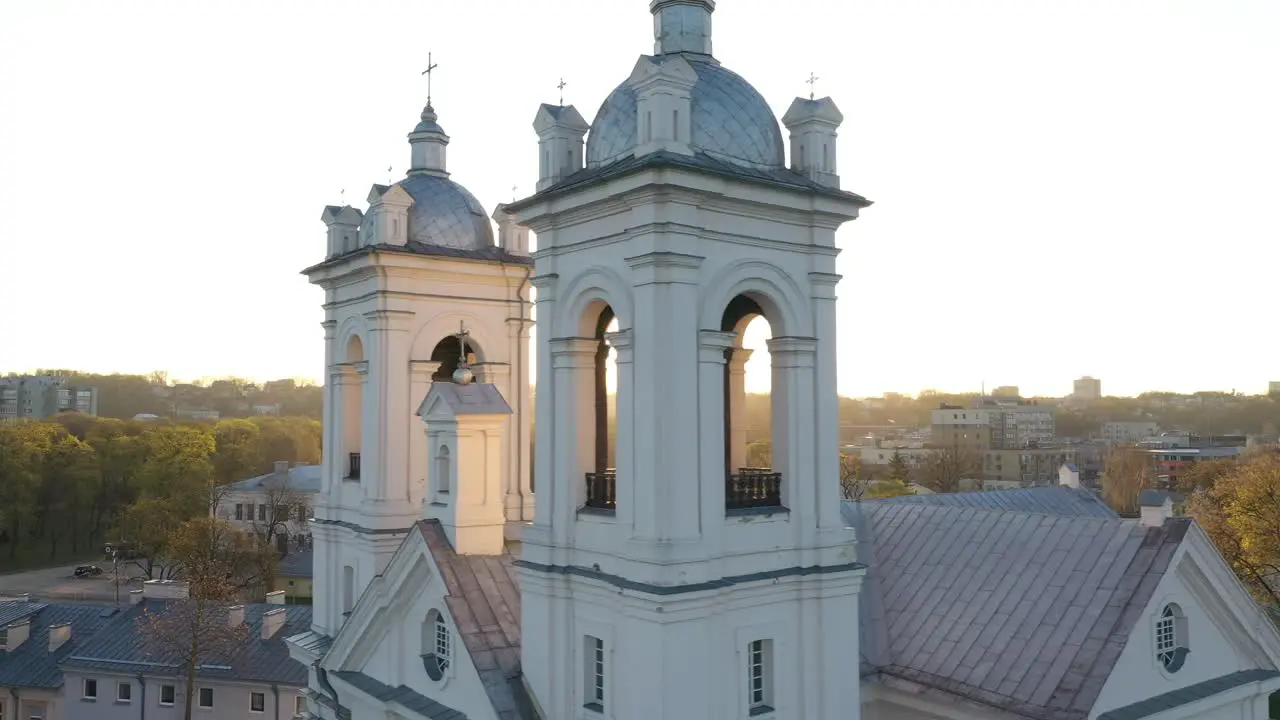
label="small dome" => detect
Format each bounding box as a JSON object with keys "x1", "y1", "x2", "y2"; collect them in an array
[
  {"x1": 399, "y1": 173, "x2": 494, "y2": 250},
  {"x1": 586, "y1": 56, "x2": 785, "y2": 170}
]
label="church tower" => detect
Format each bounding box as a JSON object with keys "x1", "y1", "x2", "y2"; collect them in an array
[
  {"x1": 305, "y1": 91, "x2": 533, "y2": 638},
  {"x1": 508, "y1": 2, "x2": 870, "y2": 718}
]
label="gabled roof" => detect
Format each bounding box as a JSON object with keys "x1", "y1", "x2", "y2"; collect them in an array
[
  {"x1": 332, "y1": 670, "x2": 467, "y2": 720},
  {"x1": 1096, "y1": 669, "x2": 1280, "y2": 719},
  {"x1": 0, "y1": 601, "x2": 117, "y2": 689},
  {"x1": 62, "y1": 600, "x2": 311, "y2": 686},
  {"x1": 848, "y1": 498, "x2": 1191, "y2": 720},
  {"x1": 868, "y1": 486, "x2": 1118, "y2": 519},
  {"x1": 418, "y1": 383, "x2": 512, "y2": 419},
  {"x1": 419, "y1": 521, "x2": 535, "y2": 720}
]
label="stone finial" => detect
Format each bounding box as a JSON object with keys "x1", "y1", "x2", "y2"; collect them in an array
[
  {"x1": 781, "y1": 96, "x2": 844, "y2": 189},
  {"x1": 492, "y1": 203, "x2": 530, "y2": 255},
  {"x1": 533, "y1": 104, "x2": 590, "y2": 192}
]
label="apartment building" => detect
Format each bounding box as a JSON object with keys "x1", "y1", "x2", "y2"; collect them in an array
[
  {"x1": 0, "y1": 376, "x2": 98, "y2": 420},
  {"x1": 1073, "y1": 376, "x2": 1102, "y2": 399},
  {"x1": 932, "y1": 397, "x2": 1055, "y2": 451},
  {"x1": 1101, "y1": 420, "x2": 1161, "y2": 445}
]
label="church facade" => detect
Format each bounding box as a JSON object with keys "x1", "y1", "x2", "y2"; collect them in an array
[{"x1": 287, "y1": 2, "x2": 1280, "y2": 719}]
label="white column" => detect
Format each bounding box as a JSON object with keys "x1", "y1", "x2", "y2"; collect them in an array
[
  {"x1": 766, "y1": 337, "x2": 817, "y2": 517},
  {"x1": 529, "y1": 274, "x2": 558, "y2": 535},
  {"x1": 548, "y1": 337, "x2": 597, "y2": 546},
  {"x1": 697, "y1": 331, "x2": 736, "y2": 547},
  {"x1": 810, "y1": 272, "x2": 843, "y2": 530},
  {"x1": 511, "y1": 318, "x2": 534, "y2": 521},
  {"x1": 320, "y1": 321, "x2": 337, "y2": 497},
  {"x1": 363, "y1": 310, "x2": 414, "y2": 504},
  {"x1": 409, "y1": 360, "x2": 441, "y2": 509},
  {"x1": 727, "y1": 347, "x2": 753, "y2": 472},
  {"x1": 606, "y1": 329, "x2": 634, "y2": 531}
]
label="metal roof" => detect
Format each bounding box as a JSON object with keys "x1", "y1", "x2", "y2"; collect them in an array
[
  {"x1": 847, "y1": 499, "x2": 1191, "y2": 719},
  {"x1": 224, "y1": 464, "x2": 322, "y2": 494},
  {"x1": 867, "y1": 486, "x2": 1119, "y2": 519},
  {"x1": 62, "y1": 600, "x2": 312, "y2": 686},
  {"x1": 332, "y1": 670, "x2": 467, "y2": 720},
  {"x1": 0, "y1": 601, "x2": 117, "y2": 689},
  {"x1": 1095, "y1": 669, "x2": 1280, "y2": 719}
]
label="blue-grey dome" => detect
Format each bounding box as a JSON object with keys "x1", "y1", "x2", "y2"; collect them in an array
[
  {"x1": 585, "y1": 56, "x2": 785, "y2": 170},
  {"x1": 398, "y1": 173, "x2": 494, "y2": 250}
]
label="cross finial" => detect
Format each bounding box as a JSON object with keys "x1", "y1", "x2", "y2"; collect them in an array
[
  {"x1": 422, "y1": 52, "x2": 440, "y2": 107},
  {"x1": 806, "y1": 72, "x2": 819, "y2": 101},
  {"x1": 512, "y1": 184, "x2": 518, "y2": 201},
  {"x1": 557, "y1": 77, "x2": 567, "y2": 107},
  {"x1": 387, "y1": 165, "x2": 393, "y2": 184},
  {"x1": 340, "y1": 188, "x2": 345, "y2": 206}
]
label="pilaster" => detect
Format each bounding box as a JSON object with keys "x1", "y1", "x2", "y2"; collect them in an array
[
  {"x1": 697, "y1": 330, "x2": 736, "y2": 554},
  {"x1": 766, "y1": 337, "x2": 818, "y2": 520},
  {"x1": 548, "y1": 337, "x2": 598, "y2": 547},
  {"x1": 410, "y1": 360, "x2": 441, "y2": 510},
  {"x1": 606, "y1": 328, "x2": 634, "y2": 532},
  {"x1": 362, "y1": 309, "x2": 414, "y2": 504},
  {"x1": 726, "y1": 348, "x2": 753, "y2": 472}
]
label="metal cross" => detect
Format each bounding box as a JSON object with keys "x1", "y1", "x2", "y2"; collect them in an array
[
  {"x1": 387, "y1": 165, "x2": 393, "y2": 184},
  {"x1": 511, "y1": 184, "x2": 518, "y2": 201},
  {"x1": 422, "y1": 52, "x2": 440, "y2": 106},
  {"x1": 807, "y1": 72, "x2": 819, "y2": 100},
  {"x1": 557, "y1": 77, "x2": 567, "y2": 106},
  {"x1": 340, "y1": 188, "x2": 345, "y2": 206}
]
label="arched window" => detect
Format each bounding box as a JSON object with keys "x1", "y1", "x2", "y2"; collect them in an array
[
  {"x1": 435, "y1": 445, "x2": 451, "y2": 495},
  {"x1": 342, "y1": 565, "x2": 355, "y2": 614},
  {"x1": 421, "y1": 609, "x2": 451, "y2": 681},
  {"x1": 1155, "y1": 603, "x2": 1189, "y2": 673},
  {"x1": 428, "y1": 335, "x2": 479, "y2": 383},
  {"x1": 343, "y1": 336, "x2": 364, "y2": 481},
  {"x1": 584, "y1": 305, "x2": 618, "y2": 512},
  {"x1": 720, "y1": 294, "x2": 781, "y2": 512}
]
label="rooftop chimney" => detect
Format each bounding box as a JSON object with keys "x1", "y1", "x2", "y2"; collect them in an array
[
  {"x1": 142, "y1": 580, "x2": 189, "y2": 600},
  {"x1": 1139, "y1": 490, "x2": 1175, "y2": 528},
  {"x1": 228, "y1": 605, "x2": 246, "y2": 629},
  {"x1": 265, "y1": 591, "x2": 286, "y2": 605},
  {"x1": 1058, "y1": 463, "x2": 1081, "y2": 490},
  {"x1": 48, "y1": 623, "x2": 72, "y2": 652},
  {"x1": 261, "y1": 608, "x2": 286, "y2": 639},
  {"x1": 129, "y1": 589, "x2": 144, "y2": 606},
  {"x1": 3, "y1": 620, "x2": 31, "y2": 651}
]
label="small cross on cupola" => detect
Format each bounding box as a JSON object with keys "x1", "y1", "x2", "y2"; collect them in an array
[{"x1": 409, "y1": 53, "x2": 450, "y2": 177}]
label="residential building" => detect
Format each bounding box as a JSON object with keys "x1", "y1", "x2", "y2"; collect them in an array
[
  {"x1": 1143, "y1": 439, "x2": 1246, "y2": 490},
  {"x1": 1074, "y1": 375, "x2": 1103, "y2": 399},
  {"x1": 854, "y1": 444, "x2": 932, "y2": 474},
  {"x1": 980, "y1": 446, "x2": 1078, "y2": 485},
  {"x1": 274, "y1": 550, "x2": 314, "y2": 605},
  {"x1": 213, "y1": 461, "x2": 320, "y2": 553},
  {"x1": 931, "y1": 397, "x2": 1055, "y2": 452},
  {"x1": 281, "y1": 4, "x2": 1280, "y2": 719},
  {"x1": 990, "y1": 385, "x2": 1019, "y2": 397},
  {"x1": 1102, "y1": 420, "x2": 1161, "y2": 445},
  {"x1": 0, "y1": 376, "x2": 98, "y2": 420},
  {"x1": 0, "y1": 582, "x2": 310, "y2": 720}
]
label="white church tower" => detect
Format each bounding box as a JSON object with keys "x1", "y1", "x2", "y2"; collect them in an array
[
  {"x1": 509, "y1": 1, "x2": 871, "y2": 718},
  {"x1": 305, "y1": 90, "x2": 533, "y2": 638}
]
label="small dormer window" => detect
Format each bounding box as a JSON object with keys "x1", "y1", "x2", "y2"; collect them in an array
[
  {"x1": 1156, "y1": 603, "x2": 1189, "y2": 673},
  {"x1": 422, "y1": 609, "x2": 451, "y2": 681}
]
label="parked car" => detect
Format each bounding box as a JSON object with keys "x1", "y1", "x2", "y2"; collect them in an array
[{"x1": 73, "y1": 565, "x2": 103, "y2": 578}]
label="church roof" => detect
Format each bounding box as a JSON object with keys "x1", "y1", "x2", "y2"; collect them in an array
[
  {"x1": 847, "y1": 497, "x2": 1192, "y2": 719},
  {"x1": 301, "y1": 240, "x2": 532, "y2": 276},
  {"x1": 870, "y1": 486, "x2": 1118, "y2": 519},
  {"x1": 419, "y1": 521, "x2": 537, "y2": 720},
  {"x1": 332, "y1": 670, "x2": 468, "y2": 720}
]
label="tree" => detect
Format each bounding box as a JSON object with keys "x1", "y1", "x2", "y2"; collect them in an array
[
  {"x1": 887, "y1": 450, "x2": 911, "y2": 483},
  {"x1": 745, "y1": 439, "x2": 772, "y2": 468},
  {"x1": 1176, "y1": 458, "x2": 1236, "y2": 494},
  {"x1": 136, "y1": 560, "x2": 249, "y2": 720},
  {"x1": 919, "y1": 447, "x2": 980, "y2": 494},
  {"x1": 0, "y1": 422, "x2": 55, "y2": 558},
  {"x1": 211, "y1": 419, "x2": 262, "y2": 485},
  {"x1": 1186, "y1": 452, "x2": 1280, "y2": 605},
  {"x1": 1102, "y1": 445, "x2": 1154, "y2": 515},
  {"x1": 840, "y1": 453, "x2": 867, "y2": 500},
  {"x1": 249, "y1": 477, "x2": 309, "y2": 553}
]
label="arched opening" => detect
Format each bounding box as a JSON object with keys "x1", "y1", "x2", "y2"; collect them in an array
[
  {"x1": 343, "y1": 336, "x2": 364, "y2": 480},
  {"x1": 342, "y1": 565, "x2": 355, "y2": 614},
  {"x1": 721, "y1": 294, "x2": 780, "y2": 511},
  {"x1": 584, "y1": 304, "x2": 619, "y2": 512},
  {"x1": 428, "y1": 334, "x2": 480, "y2": 383},
  {"x1": 435, "y1": 444, "x2": 451, "y2": 495}
]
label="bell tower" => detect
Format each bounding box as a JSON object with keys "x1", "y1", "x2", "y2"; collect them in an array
[{"x1": 510, "y1": 3, "x2": 871, "y2": 719}]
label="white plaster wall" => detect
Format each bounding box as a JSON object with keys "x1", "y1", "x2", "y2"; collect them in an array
[
  {"x1": 60, "y1": 671, "x2": 303, "y2": 720},
  {"x1": 1090, "y1": 556, "x2": 1255, "y2": 717},
  {"x1": 521, "y1": 569, "x2": 862, "y2": 720},
  {"x1": 307, "y1": 250, "x2": 531, "y2": 638}
]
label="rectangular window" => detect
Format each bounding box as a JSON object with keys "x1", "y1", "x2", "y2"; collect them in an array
[
  {"x1": 235, "y1": 504, "x2": 244, "y2": 520},
  {"x1": 250, "y1": 692, "x2": 265, "y2": 713},
  {"x1": 294, "y1": 695, "x2": 305, "y2": 716},
  {"x1": 246, "y1": 503, "x2": 254, "y2": 521},
  {"x1": 159, "y1": 685, "x2": 175, "y2": 706},
  {"x1": 116, "y1": 682, "x2": 132, "y2": 703},
  {"x1": 258, "y1": 504, "x2": 267, "y2": 521},
  {"x1": 83, "y1": 678, "x2": 98, "y2": 700},
  {"x1": 748, "y1": 639, "x2": 774, "y2": 714},
  {"x1": 198, "y1": 688, "x2": 213, "y2": 709},
  {"x1": 584, "y1": 635, "x2": 605, "y2": 712}
]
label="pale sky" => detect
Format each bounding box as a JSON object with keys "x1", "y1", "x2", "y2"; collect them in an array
[{"x1": 2, "y1": 0, "x2": 1278, "y2": 398}]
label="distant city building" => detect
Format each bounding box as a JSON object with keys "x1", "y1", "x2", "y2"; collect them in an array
[
  {"x1": 1102, "y1": 420, "x2": 1161, "y2": 445},
  {"x1": 0, "y1": 376, "x2": 98, "y2": 420},
  {"x1": 991, "y1": 385, "x2": 1020, "y2": 397},
  {"x1": 1269, "y1": 380, "x2": 1280, "y2": 396},
  {"x1": 931, "y1": 396, "x2": 1055, "y2": 451},
  {"x1": 1073, "y1": 375, "x2": 1102, "y2": 399},
  {"x1": 1138, "y1": 434, "x2": 1248, "y2": 489}
]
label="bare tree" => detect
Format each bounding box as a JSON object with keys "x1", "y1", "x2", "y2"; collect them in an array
[
  {"x1": 249, "y1": 477, "x2": 309, "y2": 553},
  {"x1": 919, "y1": 447, "x2": 981, "y2": 494},
  {"x1": 1102, "y1": 445, "x2": 1154, "y2": 515},
  {"x1": 840, "y1": 453, "x2": 868, "y2": 501},
  {"x1": 136, "y1": 524, "x2": 250, "y2": 720}
]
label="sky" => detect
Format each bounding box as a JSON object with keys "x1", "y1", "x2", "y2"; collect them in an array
[{"x1": 2, "y1": 0, "x2": 1278, "y2": 399}]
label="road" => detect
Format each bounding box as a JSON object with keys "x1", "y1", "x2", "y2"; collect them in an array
[{"x1": 0, "y1": 563, "x2": 142, "y2": 605}]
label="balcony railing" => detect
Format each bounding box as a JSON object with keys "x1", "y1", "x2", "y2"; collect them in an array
[
  {"x1": 726, "y1": 468, "x2": 783, "y2": 511},
  {"x1": 348, "y1": 452, "x2": 362, "y2": 480},
  {"x1": 584, "y1": 470, "x2": 617, "y2": 512}
]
